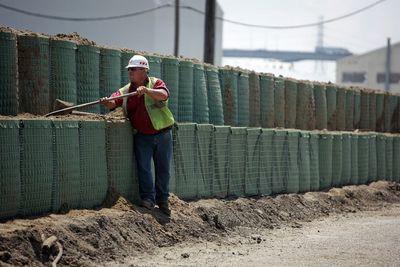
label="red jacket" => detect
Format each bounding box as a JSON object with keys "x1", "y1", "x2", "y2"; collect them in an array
[{"x1": 111, "y1": 77, "x2": 169, "y2": 134}]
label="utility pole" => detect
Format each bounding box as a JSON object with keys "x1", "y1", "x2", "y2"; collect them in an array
[
  {"x1": 385, "y1": 37, "x2": 391, "y2": 91},
  {"x1": 204, "y1": 0, "x2": 216, "y2": 64},
  {"x1": 174, "y1": 0, "x2": 179, "y2": 57}
]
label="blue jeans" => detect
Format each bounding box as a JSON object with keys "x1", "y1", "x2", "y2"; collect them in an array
[{"x1": 134, "y1": 129, "x2": 172, "y2": 203}]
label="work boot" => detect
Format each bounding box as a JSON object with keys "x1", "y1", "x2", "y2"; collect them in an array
[
  {"x1": 140, "y1": 199, "x2": 155, "y2": 210},
  {"x1": 157, "y1": 201, "x2": 171, "y2": 216}
]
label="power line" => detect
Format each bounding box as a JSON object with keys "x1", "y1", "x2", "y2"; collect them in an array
[{"x1": 0, "y1": 0, "x2": 388, "y2": 29}]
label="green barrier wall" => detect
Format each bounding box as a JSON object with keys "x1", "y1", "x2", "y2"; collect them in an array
[
  {"x1": 326, "y1": 84, "x2": 337, "y2": 130},
  {"x1": 229, "y1": 127, "x2": 247, "y2": 196},
  {"x1": 350, "y1": 134, "x2": 359, "y2": 185},
  {"x1": 18, "y1": 35, "x2": 50, "y2": 115},
  {"x1": 385, "y1": 135, "x2": 393, "y2": 181},
  {"x1": 341, "y1": 133, "x2": 351, "y2": 186},
  {"x1": 79, "y1": 121, "x2": 108, "y2": 208},
  {"x1": 260, "y1": 74, "x2": 275, "y2": 128},
  {"x1": 50, "y1": 39, "x2": 77, "y2": 104},
  {"x1": 360, "y1": 91, "x2": 370, "y2": 130},
  {"x1": 196, "y1": 124, "x2": 214, "y2": 198},
  {"x1": 193, "y1": 63, "x2": 209, "y2": 124},
  {"x1": 0, "y1": 120, "x2": 20, "y2": 219},
  {"x1": 147, "y1": 54, "x2": 162, "y2": 78},
  {"x1": 376, "y1": 93, "x2": 385, "y2": 132},
  {"x1": 173, "y1": 123, "x2": 197, "y2": 199},
  {"x1": 313, "y1": 83, "x2": 327, "y2": 130},
  {"x1": 393, "y1": 136, "x2": 400, "y2": 182},
  {"x1": 205, "y1": 64, "x2": 224, "y2": 125},
  {"x1": 376, "y1": 134, "x2": 386, "y2": 179},
  {"x1": 219, "y1": 68, "x2": 238, "y2": 126},
  {"x1": 161, "y1": 57, "x2": 179, "y2": 117},
  {"x1": 99, "y1": 48, "x2": 121, "y2": 114},
  {"x1": 20, "y1": 120, "x2": 53, "y2": 216},
  {"x1": 318, "y1": 132, "x2": 333, "y2": 189},
  {"x1": 353, "y1": 90, "x2": 361, "y2": 129},
  {"x1": 237, "y1": 72, "x2": 250, "y2": 127},
  {"x1": 286, "y1": 130, "x2": 300, "y2": 193},
  {"x1": 52, "y1": 120, "x2": 80, "y2": 212},
  {"x1": 358, "y1": 134, "x2": 369, "y2": 184},
  {"x1": 309, "y1": 132, "x2": 320, "y2": 191},
  {"x1": 178, "y1": 60, "x2": 194, "y2": 122},
  {"x1": 274, "y1": 76, "x2": 285, "y2": 128},
  {"x1": 246, "y1": 128, "x2": 261, "y2": 196},
  {"x1": 120, "y1": 50, "x2": 134, "y2": 87},
  {"x1": 272, "y1": 129, "x2": 287, "y2": 194},
  {"x1": 259, "y1": 129, "x2": 273, "y2": 196},
  {"x1": 76, "y1": 45, "x2": 100, "y2": 113},
  {"x1": 336, "y1": 87, "x2": 346, "y2": 131},
  {"x1": 0, "y1": 32, "x2": 18, "y2": 115},
  {"x1": 332, "y1": 133, "x2": 343, "y2": 187},
  {"x1": 213, "y1": 126, "x2": 230, "y2": 198},
  {"x1": 368, "y1": 133, "x2": 377, "y2": 183},
  {"x1": 299, "y1": 131, "x2": 311, "y2": 193},
  {"x1": 345, "y1": 89, "x2": 354, "y2": 131},
  {"x1": 249, "y1": 72, "x2": 261, "y2": 127},
  {"x1": 369, "y1": 92, "x2": 377, "y2": 131},
  {"x1": 285, "y1": 78, "x2": 297, "y2": 129}
]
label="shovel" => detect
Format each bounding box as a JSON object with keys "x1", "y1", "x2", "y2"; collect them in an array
[{"x1": 45, "y1": 91, "x2": 138, "y2": 117}]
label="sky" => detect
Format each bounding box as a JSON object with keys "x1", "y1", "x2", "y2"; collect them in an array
[{"x1": 217, "y1": 0, "x2": 400, "y2": 54}]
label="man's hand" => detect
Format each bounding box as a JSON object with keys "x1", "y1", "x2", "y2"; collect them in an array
[
  {"x1": 136, "y1": 86, "x2": 148, "y2": 96},
  {"x1": 99, "y1": 97, "x2": 116, "y2": 109}
]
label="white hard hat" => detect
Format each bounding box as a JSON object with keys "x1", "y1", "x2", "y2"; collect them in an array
[{"x1": 125, "y1": 55, "x2": 149, "y2": 69}]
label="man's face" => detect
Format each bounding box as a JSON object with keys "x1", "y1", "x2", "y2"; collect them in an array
[{"x1": 128, "y1": 67, "x2": 147, "y2": 84}]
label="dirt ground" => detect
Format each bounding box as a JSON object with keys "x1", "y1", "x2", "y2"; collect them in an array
[{"x1": 0, "y1": 181, "x2": 399, "y2": 267}]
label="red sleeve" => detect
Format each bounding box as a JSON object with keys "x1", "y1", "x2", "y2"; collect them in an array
[
  {"x1": 110, "y1": 90, "x2": 123, "y2": 106},
  {"x1": 153, "y1": 79, "x2": 170, "y2": 98}
]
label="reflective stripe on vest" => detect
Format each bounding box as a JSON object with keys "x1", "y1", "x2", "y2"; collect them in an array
[{"x1": 118, "y1": 77, "x2": 175, "y2": 130}]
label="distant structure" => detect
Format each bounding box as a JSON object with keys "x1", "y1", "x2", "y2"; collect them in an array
[{"x1": 336, "y1": 41, "x2": 400, "y2": 93}]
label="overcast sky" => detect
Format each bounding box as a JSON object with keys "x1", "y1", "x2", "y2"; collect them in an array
[{"x1": 218, "y1": 0, "x2": 400, "y2": 54}]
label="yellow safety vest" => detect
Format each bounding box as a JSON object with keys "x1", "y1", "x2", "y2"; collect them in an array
[{"x1": 118, "y1": 77, "x2": 175, "y2": 130}]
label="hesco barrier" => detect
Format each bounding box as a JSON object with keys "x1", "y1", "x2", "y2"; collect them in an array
[
  {"x1": 17, "y1": 35, "x2": 50, "y2": 115},
  {"x1": 193, "y1": 63, "x2": 209, "y2": 124},
  {"x1": 332, "y1": 133, "x2": 343, "y2": 187},
  {"x1": 376, "y1": 92, "x2": 385, "y2": 132},
  {"x1": 2, "y1": 119, "x2": 400, "y2": 220},
  {"x1": 20, "y1": 120, "x2": 53, "y2": 216},
  {"x1": 286, "y1": 130, "x2": 299, "y2": 193},
  {"x1": 120, "y1": 50, "x2": 134, "y2": 87},
  {"x1": 358, "y1": 133, "x2": 369, "y2": 185},
  {"x1": 79, "y1": 121, "x2": 108, "y2": 208},
  {"x1": 272, "y1": 129, "x2": 287, "y2": 194},
  {"x1": 237, "y1": 71, "x2": 250, "y2": 127},
  {"x1": 161, "y1": 57, "x2": 179, "y2": 117},
  {"x1": 52, "y1": 120, "x2": 80, "y2": 212},
  {"x1": 76, "y1": 45, "x2": 100, "y2": 113},
  {"x1": 318, "y1": 132, "x2": 333, "y2": 190},
  {"x1": 353, "y1": 90, "x2": 361, "y2": 129},
  {"x1": 229, "y1": 127, "x2": 247, "y2": 197},
  {"x1": 285, "y1": 78, "x2": 297, "y2": 129},
  {"x1": 0, "y1": 120, "x2": 20, "y2": 219},
  {"x1": 99, "y1": 48, "x2": 121, "y2": 114},
  {"x1": 259, "y1": 129, "x2": 273, "y2": 196},
  {"x1": 299, "y1": 131, "x2": 311, "y2": 193},
  {"x1": 369, "y1": 92, "x2": 377, "y2": 131},
  {"x1": 341, "y1": 133, "x2": 351, "y2": 186},
  {"x1": 147, "y1": 54, "x2": 162, "y2": 78},
  {"x1": 178, "y1": 60, "x2": 194, "y2": 122},
  {"x1": 259, "y1": 74, "x2": 274, "y2": 128},
  {"x1": 360, "y1": 90, "x2": 370, "y2": 130},
  {"x1": 385, "y1": 94, "x2": 399, "y2": 133},
  {"x1": 326, "y1": 83, "x2": 337, "y2": 130},
  {"x1": 274, "y1": 76, "x2": 285, "y2": 128},
  {"x1": 106, "y1": 121, "x2": 136, "y2": 203},
  {"x1": 313, "y1": 82, "x2": 327, "y2": 130},
  {"x1": 50, "y1": 39, "x2": 77, "y2": 105},
  {"x1": 345, "y1": 89, "x2": 354, "y2": 131},
  {"x1": 219, "y1": 67, "x2": 238, "y2": 126},
  {"x1": 196, "y1": 124, "x2": 213, "y2": 198},
  {"x1": 246, "y1": 128, "x2": 261, "y2": 196},
  {"x1": 336, "y1": 87, "x2": 346, "y2": 131},
  {"x1": 350, "y1": 134, "x2": 359, "y2": 185},
  {"x1": 297, "y1": 81, "x2": 315, "y2": 130},
  {"x1": 0, "y1": 32, "x2": 18, "y2": 115},
  {"x1": 205, "y1": 64, "x2": 224, "y2": 125},
  {"x1": 173, "y1": 123, "x2": 197, "y2": 199},
  {"x1": 213, "y1": 126, "x2": 230, "y2": 198},
  {"x1": 249, "y1": 72, "x2": 261, "y2": 127}
]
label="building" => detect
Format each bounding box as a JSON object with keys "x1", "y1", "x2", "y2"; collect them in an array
[
  {"x1": 336, "y1": 41, "x2": 400, "y2": 93},
  {"x1": 0, "y1": 0, "x2": 223, "y2": 64}
]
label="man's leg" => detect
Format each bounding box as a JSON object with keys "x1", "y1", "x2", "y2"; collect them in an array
[
  {"x1": 134, "y1": 133, "x2": 155, "y2": 204},
  {"x1": 153, "y1": 130, "x2": 173, "y2": 204}
]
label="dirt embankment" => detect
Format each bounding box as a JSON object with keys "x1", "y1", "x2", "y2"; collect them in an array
[{"x1": 0, "y1": 181, "x2": 399, "y2": 266}]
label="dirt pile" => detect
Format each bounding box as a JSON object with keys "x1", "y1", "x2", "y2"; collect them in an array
[{"x1": 0, "y1": 181, "x2": 399, "y2": 266}]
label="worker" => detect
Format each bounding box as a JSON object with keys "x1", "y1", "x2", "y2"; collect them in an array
[{"x1": 101, "y1": 55, "x2": 174, "y2": 216}]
